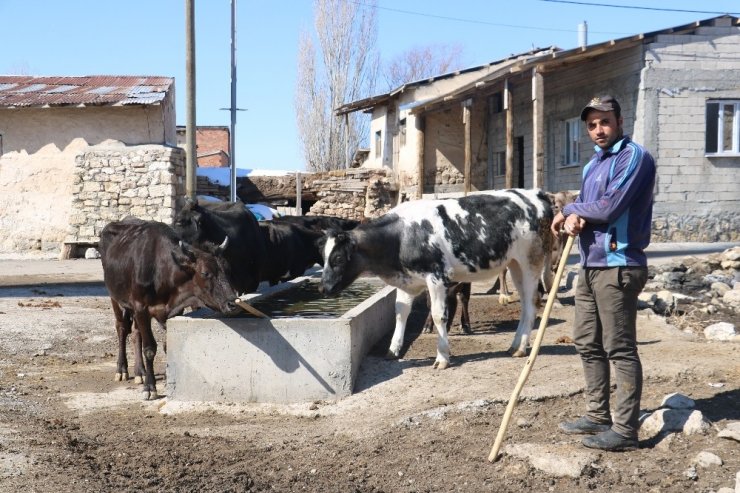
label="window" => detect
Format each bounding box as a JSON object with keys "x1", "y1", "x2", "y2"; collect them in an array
[
  {"x1": 706, "y1": 100, "x2": 740, "y2": 155},
  {"x1": 374, "y1": 130, "x2": 382, "y2": 157},
  {"x1": 399, "y1": 118, "x2": 406, "y2": 147},
  {"x1": 489, "y1": 92, "x2": 503, "y2": 114},
  {"x1": 0, "y1": 133, "x2": 3, "y2": 156},
  {"x1": 493, "y1": 151, "x2": 506, "y2": 176},
  {"x1": 563, "y1": 117, "x2": 580, "y2": 166}
]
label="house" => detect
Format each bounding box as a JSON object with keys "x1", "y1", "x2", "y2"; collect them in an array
[
  {"x1": 175, "y1": 125, "x2": 231, "y2": 168},
  {"x1": 0, "y1": 75, "x2": 180, "y2": 255},
  {"x1": 337, "y1": 15, "x2": 740, "y2": 242}
]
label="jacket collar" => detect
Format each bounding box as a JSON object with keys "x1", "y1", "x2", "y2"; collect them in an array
[{"x1": 594, "y1": 135, "x2": 631, "y2": 158}]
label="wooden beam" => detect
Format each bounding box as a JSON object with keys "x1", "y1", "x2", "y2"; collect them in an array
[
  {"x1": 532, "y1": 68, "x2": 544, "y2": 189},
  {"x1": 463, "y1": 100, "x2": 472, "y2": 195},
  {"x1": 505, "y1": 79, "x2": 514, "y2": 189},
  {"x1": 416, "y1": 116, "x2": 425, "y2": 199}
]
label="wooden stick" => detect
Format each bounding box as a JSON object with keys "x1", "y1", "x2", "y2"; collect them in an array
[
  {"x1": 488, "y1": 234, "x2": 575, "y2": 462},
  {"x1": 234, "y1": 299, "x2": 269, "y2": 318}
]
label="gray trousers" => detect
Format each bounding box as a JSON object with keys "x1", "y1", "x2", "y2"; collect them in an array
[{"x1": 573, "y1": 266, "x2": 648, "y2": 439}]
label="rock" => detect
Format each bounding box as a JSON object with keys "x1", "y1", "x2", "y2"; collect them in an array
[
  {"x1": 704, "y1": 273, "x2": 733, "y2": 286},
  {"x1": 640, "y1": 409, "x2": 710, "y2": 439},
  {"x1": 694, "y1": 451, "x2": 723, "y2": 467},
  {"x1": 723, "y1": 290, "x2": 740, "y2": 309},
  {"x1": 84, "y1": 247, "x2": 101, "y2": 259},
  {"x1": 711, "y1": 282, "x2": 732, "y2": 297},
  {"x1": 721, "y1": 246, "x2": 740, "y2": 262},
  {"x1": 684, "y1": 465, "x2": 698, "y2": 481},
  {"x1": 654, "y1": 291, "x2": 676, "y2": 314},
  {"x1": 716, "y1": 488, "x2": 734, "y2": 493},
  {"x1": 661, "y1": 393, "x2": 695, "y2": 409},
  {"x1": 704, "y1": 322, "x2": 737, "y2": 341},
  {"x1": 504, "y1": 443, "x2": 597, "y2": 478},
  {"x1": 718, "y1": 422, "x2": 740, "y2": 442},
  {"x1": 737, "y1": 470, "x2": 740, "y2": 493}
]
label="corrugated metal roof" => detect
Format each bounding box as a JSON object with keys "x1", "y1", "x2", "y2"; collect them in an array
[{"x1": 0, "y1": 75, "x2": 173, "y2": 108}]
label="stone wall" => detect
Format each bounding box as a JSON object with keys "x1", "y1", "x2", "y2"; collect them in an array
[
  {"x1": 308, "y1": 168, "x2": 396, "y2": 220},
  {"x1": 652, "y1": 212, "x2": 740, "y2": 242},
  {"x1": 64, "y1": 144, "x2": 185, "y2": 255}
]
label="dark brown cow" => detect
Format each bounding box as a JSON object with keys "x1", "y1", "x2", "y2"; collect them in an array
[{"x1": 99, "y1": 217, "x2": 237, "y2": 400}]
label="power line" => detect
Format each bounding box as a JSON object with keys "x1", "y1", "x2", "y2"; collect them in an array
[
  {"x1": 538, "y1": 0, "x2": 739, "y2": 16},
  {"x1": 351, "y1": 1, "x2": 628, "y2": 35}
]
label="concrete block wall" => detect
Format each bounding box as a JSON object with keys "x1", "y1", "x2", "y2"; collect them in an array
[
  {"x1": 641, "y1": 22, "x2": 740, "y2": 241},
  {"x1": 64, "y1": 144, "x2": 185, "y2": 250}
]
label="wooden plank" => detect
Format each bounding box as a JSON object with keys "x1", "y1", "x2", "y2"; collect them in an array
[{"x1": 463, "y1": 102, "x2": 472, "y2": 195}]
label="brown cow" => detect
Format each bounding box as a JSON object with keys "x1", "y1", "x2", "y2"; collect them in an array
[{"x1": 99, "y1": 217, "x2": 237, "y2": 400}]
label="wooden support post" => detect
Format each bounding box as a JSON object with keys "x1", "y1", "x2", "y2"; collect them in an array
[
  {"x1": 416, "y1": 116, "x2": 425, "y2": 199},
  {"x1": 295, "y1": 172, "x2": 302, "y2": 216},
  {"x1": 463, "y1": 99, "x2": 472, "y2": 195},
  {"x1": 505, "y1": 80, "x2": 514, "y2": 189},
  {"x1": 532, "y1": 68, "x2": 544, "y2": 189}
]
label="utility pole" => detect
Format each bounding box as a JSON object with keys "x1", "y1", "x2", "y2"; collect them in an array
[
  {"x1": 229, "y1": 0, "x2": 237, "y2": 202},
  {"x1": 185, "y1": 0, "x2": 197, "y2": 200}
]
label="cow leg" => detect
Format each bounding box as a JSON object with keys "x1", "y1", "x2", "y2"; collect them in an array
[
  {"x1": 132, "y1": 326, "x2": 145, "y2": 384},
  {"x1": 498, "y1": 269, "x2": 513, "y2": 305},
  {"x1": 421, "y1": 291, "x2": 434, "y2": 334},
  {"x1": 387, "y1": 289, "x2": 416, "y2": 359},
  {"x1": 427, "y1": 282, "x2": 451, "y2": 369},
  {"x1": 111, "y1": 301, "x2": 132, "y2": 382},
  {"x1": 458, "y1": 282, "x2": 472, "y2": 334},
  {"x1": 133, "y1": 311, "x2": 158, "y2": 400},
  {"x1": 506, "y1": 260, "x2": 541, "y2": 357}
]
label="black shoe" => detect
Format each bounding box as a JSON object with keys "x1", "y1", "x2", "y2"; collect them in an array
[
  {"x1": 582, "y1": 429, "x2": 638, "y2": 451},
  {"x1": 558, "y1": 416, "x2": 612, "y2": 435}
]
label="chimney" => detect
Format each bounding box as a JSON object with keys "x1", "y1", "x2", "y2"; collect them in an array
[{"x1": 578, "y1": 21, "x2": 588, "y2": 48}]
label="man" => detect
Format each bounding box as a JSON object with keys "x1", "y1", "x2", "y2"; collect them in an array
[{"x1": 551, "y1": 95, "x2": 656, "y2": 451}]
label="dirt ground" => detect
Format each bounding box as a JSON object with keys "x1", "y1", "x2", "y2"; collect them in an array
[{"x1": 0, "y1": 256, "x2": 739, "y2": 492}]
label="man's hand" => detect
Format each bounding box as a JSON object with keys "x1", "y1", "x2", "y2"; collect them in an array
[{"x1": 552, "y1": 211, "x2": 585, "y2": 237}]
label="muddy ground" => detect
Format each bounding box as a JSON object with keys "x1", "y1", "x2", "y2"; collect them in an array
[{"x1": 0, "y1": 256, "x2": 738, "y2": 492}]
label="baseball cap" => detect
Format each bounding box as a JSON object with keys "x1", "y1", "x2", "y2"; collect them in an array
[{"x1": 580, "y1": 95, "x2": 621, "y2": 121}]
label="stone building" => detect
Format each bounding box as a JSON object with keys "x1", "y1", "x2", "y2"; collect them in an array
[
  {"x1": 0, "y1": 75, "x2": 180, "y2": 255},
  {"x1": 337, "y1": 15, "x2": 740, "y2": 242}
]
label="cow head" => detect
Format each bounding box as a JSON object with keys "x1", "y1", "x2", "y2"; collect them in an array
[
  {"x1": 173, "y1": 199, "x2": 206, "y2": 245},
  {"x1": 176, "y1": 240, "x2": 238, "y2": 313},
  {"x1": 319, "y1": 230, "x2": 361, "y2": 296}
]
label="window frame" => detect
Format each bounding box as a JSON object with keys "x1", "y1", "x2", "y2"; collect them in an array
[
  {"x1": 706, "y1": 99, "x2": 740, "y2": 156},
  {"x1": 562, "y1": 117, "x2": 581, "y2": 168},
  {"x1": 374, "y1": 130, "x2": 382, "y2": 158}
]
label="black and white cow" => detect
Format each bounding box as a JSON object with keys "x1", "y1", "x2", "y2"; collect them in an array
[{"x1": 320, "y1": 188, "x2": 554, "y2": 369}]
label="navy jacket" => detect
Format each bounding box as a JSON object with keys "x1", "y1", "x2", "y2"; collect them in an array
[{"x1": 563, "y1": 136, "x2": 656, "y2": 267}]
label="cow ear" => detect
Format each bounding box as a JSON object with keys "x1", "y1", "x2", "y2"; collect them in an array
[{"x1": 177, "y1": 240, "x2": 198, "y2": 263}]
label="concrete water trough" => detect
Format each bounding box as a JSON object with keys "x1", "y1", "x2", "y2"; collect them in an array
[{"x1": 166, "y1": 274, "x2": 396, "y2": 404}]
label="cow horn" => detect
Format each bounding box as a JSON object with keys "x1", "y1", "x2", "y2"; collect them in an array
[{"x1": 218, "y1": 235, "x2": 229, "y2": 252}]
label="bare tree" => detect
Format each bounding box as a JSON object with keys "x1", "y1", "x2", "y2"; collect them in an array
[
  {"x1": 383, "y1": 44, "x2": 465, "y2": 91},
  {"x1": 295, "y1": 0, "x2": 379, "y2": 172}
]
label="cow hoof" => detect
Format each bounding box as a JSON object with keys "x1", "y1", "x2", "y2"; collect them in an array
[
  {"x1": 385, "y1": 350, "x2": 400, "y2": 360},
  {"x1": 134, "y1": 376, "x2": 144, "y2": 385},
  {"x1": 114, "y1": 372, "x2": 128, "y2": 382},
  {"x1": 461, "y1": 324, "x2": 472, "y2": 335},
  {"x1": 433, "y1": 360, "x2": 450, "y2": 370},
  {"x1": 498, "y1": 295, "x2": 512, "y2": 305},
  {"x1": 507, "y1": 347, "x2": 527, "y2": 357},
  {"x1": 142, "y1": 389, "x2": 158, "y2": 400}
]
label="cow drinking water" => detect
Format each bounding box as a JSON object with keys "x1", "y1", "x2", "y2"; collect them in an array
[
  {"x1": 320, "y1": 188, "x2": 554, "y2": 369},
  {"x1": 99, "y1": 217, "x2": 237, "y2": 399}
]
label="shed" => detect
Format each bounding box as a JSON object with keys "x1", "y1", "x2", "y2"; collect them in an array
[{"x1": 0, "y1": 75, "x2": 178, "y2": 254}]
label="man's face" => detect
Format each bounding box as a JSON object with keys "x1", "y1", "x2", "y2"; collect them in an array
[{"x1": 584, "y1": 110, "x2": 623, "y2": 150}]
